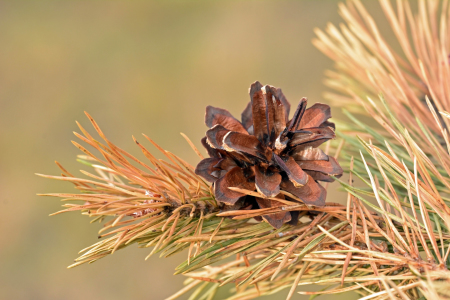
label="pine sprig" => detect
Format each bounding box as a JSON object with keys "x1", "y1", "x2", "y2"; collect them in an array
[
  {"x1": 39, "y1": 0, "x2": 450, "y2": 299},
  {"x1": 39, "y1": 110, "x2": 450, "y2": 299}
]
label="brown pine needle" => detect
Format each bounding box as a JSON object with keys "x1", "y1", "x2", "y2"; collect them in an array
[
  {"x1": 286, "y1": 261, "x2": 310, "y2": 300},
  {"x1": 180, "y1": 133, "x2": 204, "y2": 160}
]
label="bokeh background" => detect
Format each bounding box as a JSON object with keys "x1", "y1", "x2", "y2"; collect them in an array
[{"x1": 0, "y1": 1, "x2": 388, "y2": 299}]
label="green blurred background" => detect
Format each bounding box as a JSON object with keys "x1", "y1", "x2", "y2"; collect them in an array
[{"x1": 0, "y1": 1, "x2": 386, "y2": 299}]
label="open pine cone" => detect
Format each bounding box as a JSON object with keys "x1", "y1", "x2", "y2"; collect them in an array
[{"x1": 195, "y1": 81, "x2": 343, "y2": 228}]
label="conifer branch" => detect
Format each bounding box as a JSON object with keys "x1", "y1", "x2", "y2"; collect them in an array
[{"x1": 39, "y1": 0, "x2": 450, "y2": 299}]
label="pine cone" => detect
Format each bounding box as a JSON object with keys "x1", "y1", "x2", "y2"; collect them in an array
[{"x1": 195, "y1": 81, "x2": 343, "y2": 228}]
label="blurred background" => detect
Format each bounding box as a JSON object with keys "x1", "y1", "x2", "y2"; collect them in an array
[{"x1": 0, "y1": 1, "x2": 387, "y2": 299}]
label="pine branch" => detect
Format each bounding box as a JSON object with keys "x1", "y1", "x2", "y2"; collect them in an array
[{"x1": 38, "y1": 0, "x2": 450, "y2": 299}]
